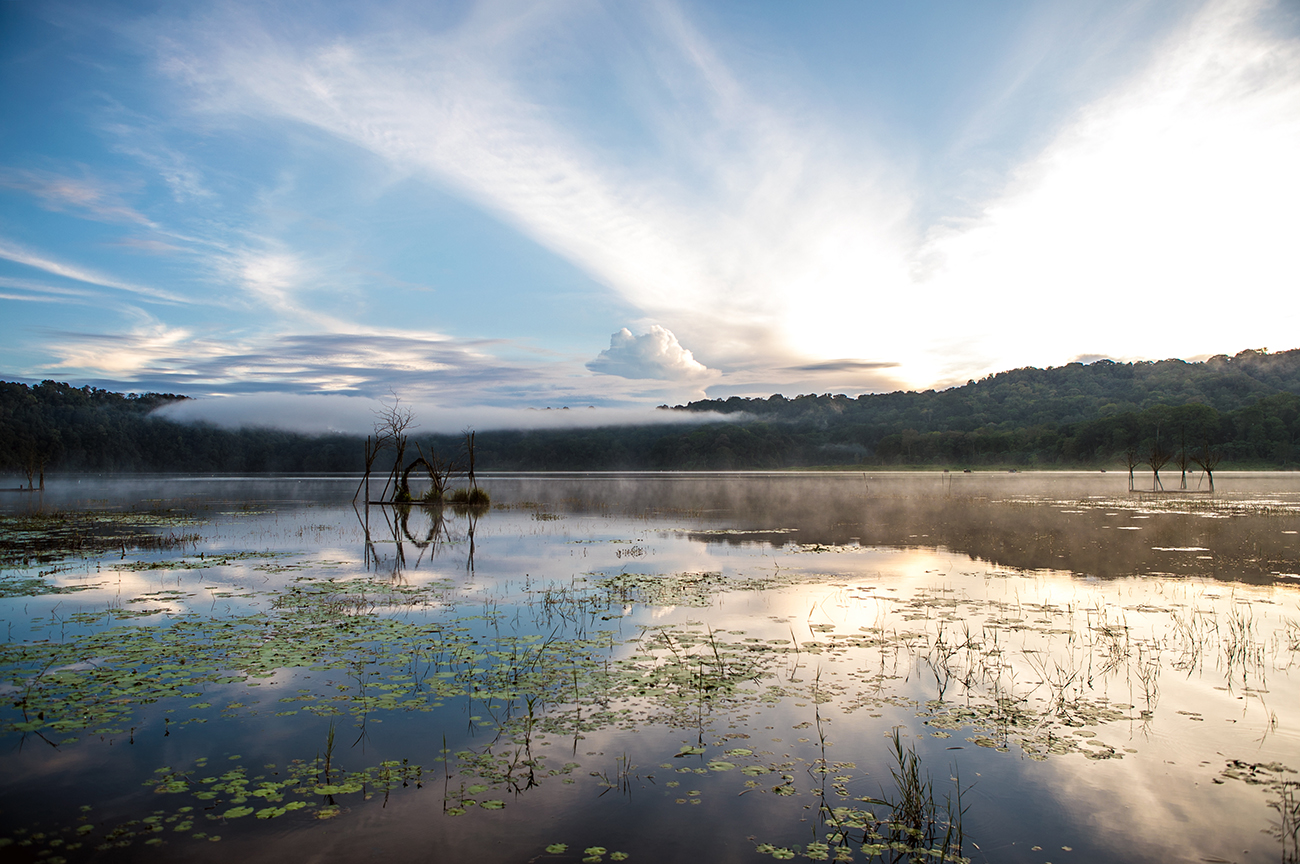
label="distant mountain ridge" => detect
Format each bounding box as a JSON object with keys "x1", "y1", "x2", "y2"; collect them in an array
[
  {"x1": 677, "y1": 348, "x2": 1300, "y2": 428},
  {"x1": 2, "y1": 348, "x2": 1299, "y2": 475},
  {"x1": 657, "y1": 348, "x2": 1300, "y2": 468}
]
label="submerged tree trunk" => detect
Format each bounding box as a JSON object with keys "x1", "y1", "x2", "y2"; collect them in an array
[
  {"x1": 1191, "y1": 443, "x2": 1222, "y2": 494},
  {"x1": 21, "y1": 448, "x2": 36, "y2": 489},
  {"x1": 1148, "y1": 443, "x2": 1171, "y2": 492},
  {"x1": 355, "y1": 436, "x2": 378, "y2": 503},
  {"x1": 466, "y1": 431, "x2": 477, "y2": 490},
  {"x1": 1123, "y1": 447, "x2": 1139, "y2": 492},
  {"x1": 1177, "y1": 429, "x2": 1190, "y2": 490}
]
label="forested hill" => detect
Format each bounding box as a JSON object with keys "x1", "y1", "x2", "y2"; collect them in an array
[
  {"x1": 3, "y1": 348, "x2": 1300, "y2": 476},
  {"x1": 678, "y1": 349, "x2": 1300, "y2": 426},
  {"x1": 0, "y1": 380, "x2": 356, "y2": 480},
  {"x1": 660, "y1": 348, "x2": 1300, "y2": 468}
]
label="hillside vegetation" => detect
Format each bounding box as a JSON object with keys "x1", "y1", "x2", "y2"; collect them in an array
[
  {"x1": 2, "y1": 348, "x2": 1298, "y2": 477},
  {"x1": 668, "y1": 348, "x2": 1300, "y2": 469}
]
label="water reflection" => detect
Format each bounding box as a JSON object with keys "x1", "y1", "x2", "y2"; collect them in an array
[
  {"x1": 1, "y1": 473, "x2": 1298, "y2": 864},
  {"x1": 480, "y1": 471, "x2": 1300, "y2": 584}
]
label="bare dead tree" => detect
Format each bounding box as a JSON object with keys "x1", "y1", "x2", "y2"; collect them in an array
[
  {"x1": 19, "y1": 442, "x2": 38, "y2": 490},
  {"x1": 373, "y1": 394, "x2": 418, "y2": 501},
  {"x1": 354, "y1": 435, "x2": 379, "y2": 503},
  {"x1": 1176, "y1": 428, "x2": 1192, "y2": 490},
  {"x1": 18, "y1": 430, "x2": 57, "y2": 491},
  {"x1": 356, "y1": 394, "x2": 482, "y2": 507},
  {"x1": 1123, "y1": 447, "x2": 1140, "y2": 492},
  {"x1": 465, "y1": 430, "x2": 477, "y2": 490},
  {"x1": 1147, "y1": 442, "x2": 1172, "y2": 491},
  {"x1": 1191, "y1": 442, "x2": 1223, "y2": 492}
]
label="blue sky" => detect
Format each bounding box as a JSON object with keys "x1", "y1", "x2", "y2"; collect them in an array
[{"x1": 2, "y1": 0, "x2": 1298, "y2": 430}]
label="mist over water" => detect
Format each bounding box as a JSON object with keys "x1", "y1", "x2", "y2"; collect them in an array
[
  {"x1": 2, "y1": 471, "x2": 1298, "y2": 864},
  {"x1": 481, "y1": 470, "x2": 1300, "y2": 583},
  {"x1": 154, "y1": 395, "x2": 732, "y2": 434}
]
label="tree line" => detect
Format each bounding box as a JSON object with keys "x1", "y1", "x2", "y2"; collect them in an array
[{"x1": 2, "y1": 348, "x2": 1299, "y2": 478}]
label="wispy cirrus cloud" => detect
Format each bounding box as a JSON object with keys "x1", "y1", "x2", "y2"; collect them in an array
[
  {"x1": 7, "y1": 0, "x2": 1294, "y2": 411},
  {"x1": 0, "y1": 168, "x2": 155, "y2": 225},
  {"x1": 106, "y1": 135, "x2": 212, "y2": 202},
  {"x1": 219, "y1": 246, "x2": 310, "y2": 315},
  {"x1": 157, "y1": 0, "x2": 912, "y2": 375},
  {"x1": 0, "y1": 276, "x2": 102, "y2": 302},
  {"x1": 0, "y1": 237, "x2": 189, "y2": 304},
  {"x1": 107, "y1": 236, "x2": 184, "y2": 255},
  {"x1": 149, "y1": 0, "x2": 1299, "y2": 393},
  {"x1": 37, "y1": 323, "x2": 630, "y2": 404}
]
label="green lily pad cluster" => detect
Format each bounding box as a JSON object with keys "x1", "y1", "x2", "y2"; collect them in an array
[
  {"x1": 109, "y1": 550, "x2": 295, "y2": 572},
  {"x1": 597, "y1": 570, "x2": 729, "y2": 608},
  {"x1": 4, "y1": 496, "x2": 1298, "y2": 864},
  {"x1": 1, "y1": 751, "x2": 424, "y2": 857},
  {"x1": 0, "y1": 509, "x2": 202, "y2": 569},
  {"x1": 444, "y1": 751, "x2": 582, "y2": 811},
  {"x1": 541, "y1": 843, "x2": 628, "y2": 861},
  {"x1": 0, "y1": 570, "x2": 100, "y2": 599},
  {"x1": 1, "y1": 573, "x2": 620, "y2": 744}
]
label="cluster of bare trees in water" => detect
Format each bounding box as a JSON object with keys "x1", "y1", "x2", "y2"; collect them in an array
[
  {"x1": 351, "y1": 397, "x2": 490, "y2": 578},
  {"x1": 1122, "y1": 430, "x2": 1224, "y2": 492},
  {"x1": 354, "y1": 397, "x2": 489, "y2": 507}
]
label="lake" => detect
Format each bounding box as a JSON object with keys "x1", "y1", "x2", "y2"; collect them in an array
[{"x1": 2, "y1": 471, "x2": 1299, "y2": 864}]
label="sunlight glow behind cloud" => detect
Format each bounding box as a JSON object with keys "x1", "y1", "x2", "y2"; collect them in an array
[
  {"x1": 157, "y1": 0, "x2": 1297, "y2": 394},
  {"x1": 912, "y1": 0, "x2": 1300, "y2": 384}
]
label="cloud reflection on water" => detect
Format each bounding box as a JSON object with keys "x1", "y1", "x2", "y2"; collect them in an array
[{"x1": 3, "y1": 472, "x2": 1299, "y2": 863}]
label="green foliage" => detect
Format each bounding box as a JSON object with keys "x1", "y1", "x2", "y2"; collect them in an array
[
  {"x1": 667, "y1": 348, "x2": 1300, "y2": 468},
  {"x1": 0, "y1": 380, "x2": 361, "y2": 474}
]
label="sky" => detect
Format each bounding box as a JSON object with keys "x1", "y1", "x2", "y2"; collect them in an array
[{"x1": 2, "y1": 0, "x2": 1298, "y2": 431}]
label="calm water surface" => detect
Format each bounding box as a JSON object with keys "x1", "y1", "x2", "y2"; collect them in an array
[{"x1": 2, "y1": 471, "x2": 1299, "y2": 864}]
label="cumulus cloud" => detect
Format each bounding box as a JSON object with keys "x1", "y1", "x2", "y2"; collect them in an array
[{"x1": 587, "y1": 325, "x2": 716, "y2": 381}]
